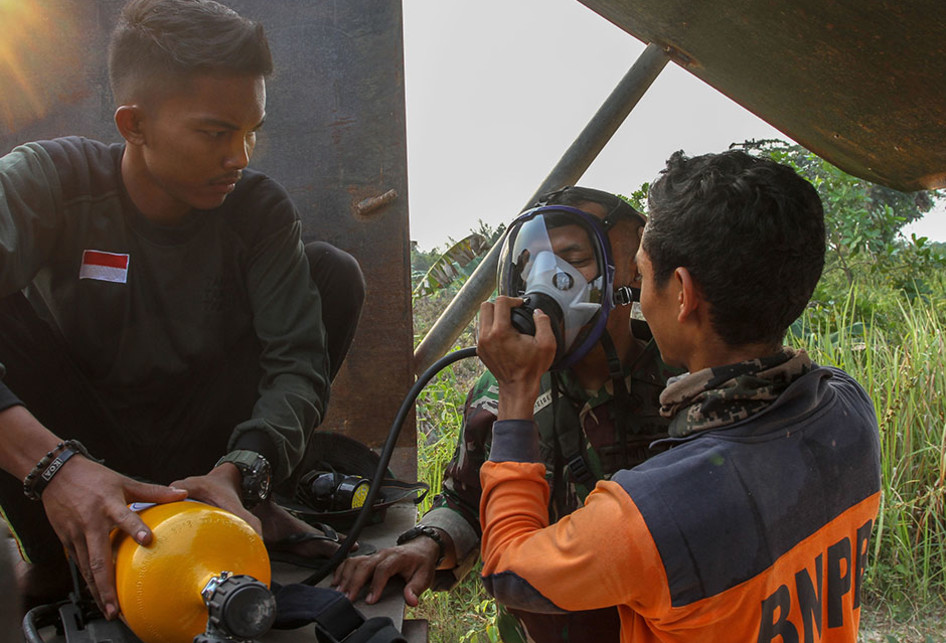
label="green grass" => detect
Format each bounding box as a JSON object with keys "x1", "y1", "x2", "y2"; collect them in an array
[
  {"x1": 411, "y1": 282, "x2": 946, "y2": 641},
  {"x1": 410, "y1": 356, "x2": 499, "y2": 643},
  {"x1": 410, "y1": 291, "x2": 496, "y2": 642},
  {"x1": 790, "y1": 291, "x2": 946, "y2": 615},
  {"x1": 407, "y1": 573, "x2": 500, "y2": 643}
]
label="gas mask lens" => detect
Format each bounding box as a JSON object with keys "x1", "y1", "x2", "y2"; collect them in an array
[{"x1": 498, "y1": 206, "x2": 614, "y2": 370}]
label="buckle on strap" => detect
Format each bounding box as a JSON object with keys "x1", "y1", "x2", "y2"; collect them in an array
[{"x1": 566, "y1": 455, "x2": 598, "y2": 489}]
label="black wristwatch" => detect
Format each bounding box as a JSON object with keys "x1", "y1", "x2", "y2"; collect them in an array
[
  {"x1": 397, "y1": 525, "x2": 445, "y2": 565},
  {"x1": 215, "y1": 450, "x2": 272, "y2": 509}
]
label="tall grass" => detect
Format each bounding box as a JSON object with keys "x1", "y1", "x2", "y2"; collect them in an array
[
  {"x1": 410, "y1": 364, "x2": 500, "y2": 643},
  {"x1": 413, "y1": 289, "x2": 484, "y2": 517},
  {"x1": 415, "y1": 360, "x2": 471, "y2": 514},
  {"x1": 410, "y1": 282, "x2": 946, "y2": 639},
  {"x1": 410, "y1": 291, "x2": 497, "y2": 642},
  {"x1": 790, "y1": 289, "x2": 946, "y2": 614}
]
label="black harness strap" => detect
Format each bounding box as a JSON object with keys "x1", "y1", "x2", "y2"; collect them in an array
[
  {"x1": 550, "y1": 373, "x2": 599, "y2": 494},
  {"x1": 553, "y1": 330, "x2": 639, "y2": 497},
  {"x1": 598, "y1": 330, "x2": 633, "y2": 469},
  {"x1": 548, "y1": 373, "x2": 567, "y2": 520}
]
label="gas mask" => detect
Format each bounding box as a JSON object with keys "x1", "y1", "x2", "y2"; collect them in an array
[{"x1": 497, "y1": 205, "x2": 615, "y2": 370}]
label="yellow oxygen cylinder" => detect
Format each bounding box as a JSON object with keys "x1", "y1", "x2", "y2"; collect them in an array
[{"x1": 111, "y1": 500, "x2": 275, "y2": 643}]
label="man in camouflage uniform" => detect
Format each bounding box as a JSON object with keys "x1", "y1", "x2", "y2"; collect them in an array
[{"x1": 334, "y1": 187, "x2": 678, "y2": 642}]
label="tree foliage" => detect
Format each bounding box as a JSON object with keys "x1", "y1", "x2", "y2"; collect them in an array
[
  {"x1": 412, "y1": 232, "x2": 489, "y2": 298},
  {"x1": 411, "y1": 219, "x2": 505, "y2": 296},
  {"x1": 736, "y1": 139, "x2": 944, "y2": 297}
]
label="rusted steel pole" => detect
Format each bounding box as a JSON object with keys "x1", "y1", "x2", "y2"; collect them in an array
[{"x1": 412, "y1": 42, "x2": 671, "y2": 375}]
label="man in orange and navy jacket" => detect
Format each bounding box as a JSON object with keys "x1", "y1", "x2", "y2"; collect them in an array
[{"x1": 475, "y1": 149, "x2": 881, "y2": 642}]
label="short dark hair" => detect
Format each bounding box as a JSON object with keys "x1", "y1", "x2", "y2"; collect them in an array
[
  {"x1": 108, "y1": 0, "x2": 273, "y2": 104},
  {"x1": 644, "y1": 150, "x2": 825, "y2": 346}
]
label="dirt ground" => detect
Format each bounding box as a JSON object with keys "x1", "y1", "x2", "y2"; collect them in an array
[{"x1": 860, "y1": 604, "x2": 946, "y2": 642}]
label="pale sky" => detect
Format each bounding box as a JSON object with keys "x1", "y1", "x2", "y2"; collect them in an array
[{"x1": 402, "y1": 0, "x2": 945, "y2": 251}]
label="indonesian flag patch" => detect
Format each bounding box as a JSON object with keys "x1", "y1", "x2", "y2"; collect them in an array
[{"x1": 79, "y1": 250, "x2": 130, "y2": 283}]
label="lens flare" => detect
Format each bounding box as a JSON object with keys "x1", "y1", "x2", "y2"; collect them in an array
[{"x1": 0, "y1": 1, "x2": 89, "y2": 133}]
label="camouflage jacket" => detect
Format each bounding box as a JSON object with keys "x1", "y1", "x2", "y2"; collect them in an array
[{"x1": 419, "y1": 340, "x2": 678, "y2": 642}]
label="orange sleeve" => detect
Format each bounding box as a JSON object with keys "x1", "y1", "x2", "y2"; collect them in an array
[{"x1": 479, "y1": 459, "x2": 670, "y2": 616}]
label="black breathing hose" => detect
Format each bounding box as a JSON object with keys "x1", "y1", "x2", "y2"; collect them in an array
[{"x1": 301, "y1": 345, "x2": 478, "y2": 585}]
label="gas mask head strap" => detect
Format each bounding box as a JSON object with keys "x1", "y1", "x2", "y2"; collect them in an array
[{"x1": 534, "y1": 186, "x2": 646, "y2": 230}]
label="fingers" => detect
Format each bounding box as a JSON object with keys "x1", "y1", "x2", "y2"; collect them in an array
[
  {"x1": 121, "y1": 481, "x2": 188, "y2": 545},
  {"x1": 125, "y1": 479, "x2": 188, "y2": 505},
  {"x1": 111, "y1": 500, "x2": 154, "y2": 548},
  {"x1": 93, "y1": 497, "x2": 165, "y2": 617},
  {"x1": 478, "y1": 297, "x2": 520, "y2": 358},
  {"x1": 42, "y1": 460, "x2": 187, "y2": 619},
  {"x1": 333, "y1": 542, "x2": 440, "y2": 607},
  {"x1": 531, "y1": 308, "x2": 557, "y2": 362},
  {"x1": 331, "y1": 558, "x2": 347, "y2": 588},
  {"x1": 403, "y1": 568, "x2": 435, "y2": 607},
  {"x1": 481, "y1": 296, "x2": 523, "y2": 334},
  {"x1": 478, "y1": 299, "x2": 495, "y2": 338},
  {"x1": 492, "y1": 295, "x2": 522, "y2": 316},
  {"x1": 366, "y1": 557, "x2": 405, "y2": 604},
  {"x1": 333, "y1": 556, "x2": 376, "y2": 602},
  {"x1": 478, "y1": 296, "x2": 554, "y2": 373},
  {"x1": 171, "y1": 470, "x2": 261, "y2": 534},
  {"x1": 86, "y1": 530, "x2": 119, "y2": 620},
  {"x1": 333, "y1": 550, "x2": 410, "y2": 604},
  {"x1": 67, "y1": 538, "x2": 105, "y2": 615},
  {"x1": 69, "y1": 506, "x2": 143, "y2": 620}
]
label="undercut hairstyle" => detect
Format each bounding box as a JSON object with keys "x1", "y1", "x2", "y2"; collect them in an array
[
  {"x1": 108, "y1": 0, "x2": 273, "y2": 105},
  {"x1": 644, "y1": 150, "x2": 826, "y2": 347}
]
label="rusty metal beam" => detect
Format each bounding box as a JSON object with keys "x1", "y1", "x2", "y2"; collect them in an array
[
  {"x1": 579, "y1": 0, "x2": 946, "y2": 191},
  {"x1": 412, "y1": 42, "x2": 670, "y2": 375}
]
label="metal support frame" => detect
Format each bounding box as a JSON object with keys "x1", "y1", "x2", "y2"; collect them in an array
[{"x1": 412, "y1": 42, "x2": 670, "y2": 374}]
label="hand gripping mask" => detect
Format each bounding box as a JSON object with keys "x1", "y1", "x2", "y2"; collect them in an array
[{"x1": 497, "y1": 206, "x2": 615, "y2": 370}]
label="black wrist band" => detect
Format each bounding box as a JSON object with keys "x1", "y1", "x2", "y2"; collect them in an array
[
  {"x1": 23, "y1": 439, "x2": 99, "y2": 501},
  {"x1": 29, "y1": 447, "x2": 79, "y2": 499},
  {"x1": 22, "y1": 444, "x2": 66, "y2": 499},
  {"x1": 397, "y1": 525, "x2": 446, "y2": 566}
]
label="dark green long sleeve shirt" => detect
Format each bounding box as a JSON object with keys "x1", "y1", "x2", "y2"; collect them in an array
[{"x1": 0, "y1": 137, "x2": 329, "y2": 483}]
